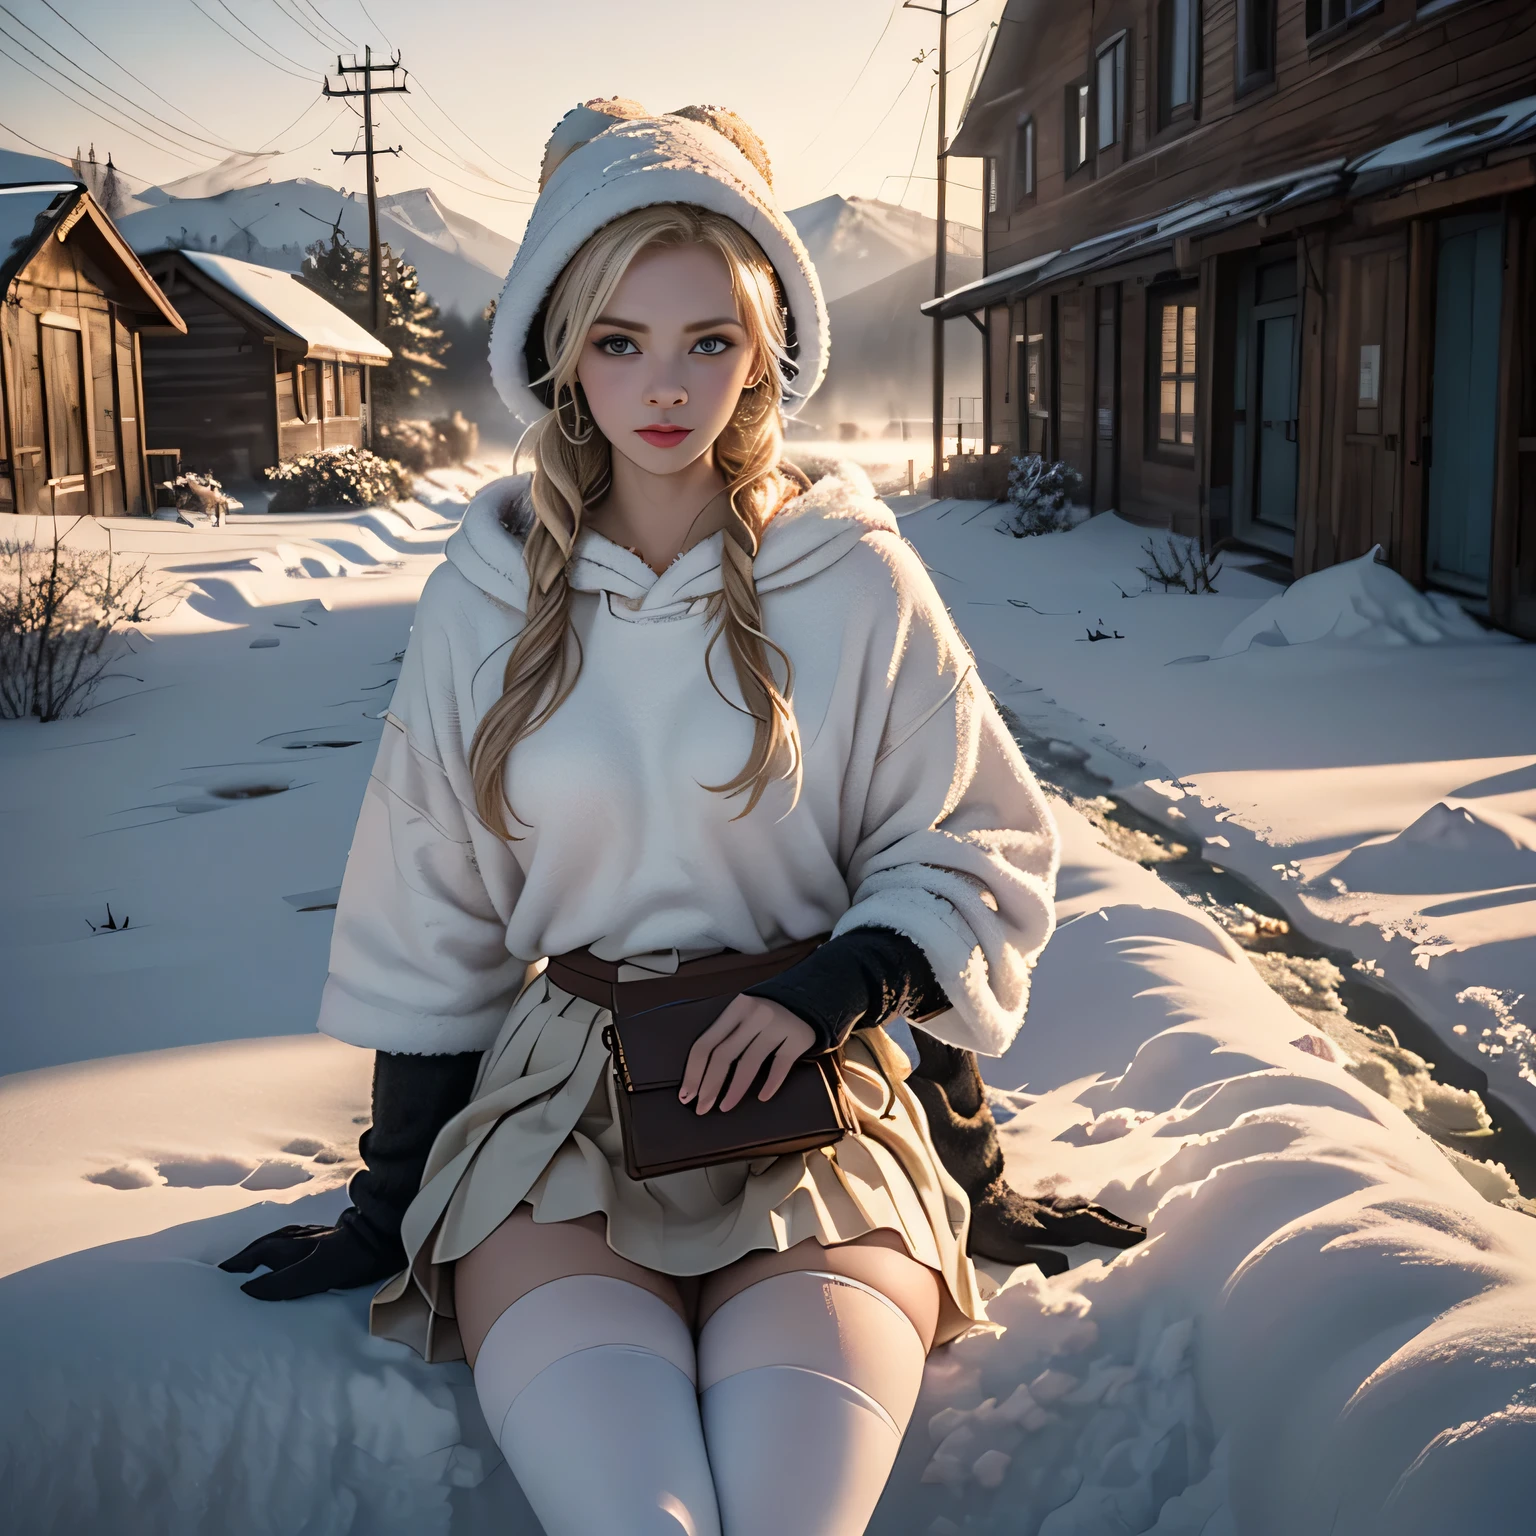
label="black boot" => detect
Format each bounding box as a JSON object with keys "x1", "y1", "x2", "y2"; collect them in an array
[{"x1": 905, "y1": 1028, "x2": 1145, "y2": 1271}]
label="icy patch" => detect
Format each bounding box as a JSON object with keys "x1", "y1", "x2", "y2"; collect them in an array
[{"x1": 1214, "y1": 546, "x2": 1510, "y2": 656}]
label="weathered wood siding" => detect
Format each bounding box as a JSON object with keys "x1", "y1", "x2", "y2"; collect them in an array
[
  {"x1": 1, "y1": 233, "x2": 147, "y2": 516},
  {"x1": 139, "y1": 279, "x2": 278, "y2": 482}
]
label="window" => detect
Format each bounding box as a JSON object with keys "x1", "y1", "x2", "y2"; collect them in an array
[
  {"x1": 321, "y1": 362, "x2": 337, "y2": 419},
  {"x1": 1065, "y1": 82, "x2": 1090, "y2": 175},
  {"x1": 1096, "y1": 35, "x2": 1127, "y2": 151},
  {"x1": 1152, "y1": 293, "x2": 1198, "y2": 452},
  {"x1": 1158, "y1": 0, "x2": 1199, "y2": 125},
  {"x1": 1236, "y1": 0, "x2": 1275, "y2": 91},
  {"x1": 1306, "y1": 0, "x2": 1380, "y2": 35},
  {"x1": 987, "y1": 157, "x2": 998, "y2": 214},
  {"x1": 1013, "y1": 117, "x2": 1035, "y2": 205}
]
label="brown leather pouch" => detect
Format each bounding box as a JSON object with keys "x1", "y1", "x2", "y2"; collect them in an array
[{"x1": 546, "y1": 937, "x2": 858, "y2": 1182}]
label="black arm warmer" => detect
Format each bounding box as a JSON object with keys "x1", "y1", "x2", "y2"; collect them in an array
[
  {"x1": 741, "y1": 926, "x2": 950, "y2": 1055},
  {"x1": 340, "y1": 1048, "x2": 482, "y2": 1261}
]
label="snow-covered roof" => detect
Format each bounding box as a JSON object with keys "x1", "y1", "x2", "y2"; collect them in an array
[
  {"x1": 179, "y1": 251, "x2": 391, "y2": 365},
  {"x1": 1, "y1": 184, "x2": 79, "y2": 286},
  {"x1": 929, "y1": 89, "x2": 1536, "y2": 319}
]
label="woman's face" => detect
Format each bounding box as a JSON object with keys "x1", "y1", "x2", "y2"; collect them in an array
[{"x1": 575, "y1": 242, "x2": 760, "y2": 477}]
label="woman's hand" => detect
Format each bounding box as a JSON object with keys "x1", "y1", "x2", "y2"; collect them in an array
[{"x1": 679, "y1": 996, "x2": 817, "y2": 1114}]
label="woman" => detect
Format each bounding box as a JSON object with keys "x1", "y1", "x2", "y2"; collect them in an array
[{"x1": 228, "y1": 101, "x2": 1062, "y2": 1534}]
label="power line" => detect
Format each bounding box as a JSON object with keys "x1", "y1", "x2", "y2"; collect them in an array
[
  {"x1": 0, "y1": 111, "x2": 88, "y2": 169},
  {"x1": 816, "y1": 54, "x2": 926, "y2": 195},
  {"x1": 0, "y1": 4, "x2": 238, "y2": 161},
  {"x1": 396, "y1": 148, "x2": 536, "y2": 204},
  {"x1": 380, "y1": 99, "x2": 535, "y2": 195},
  {"x1": 32, "y1": 0, "x2": 246, "y2": 151},
  {"x1": 213, "y1": 0, "x2": 320, "y2": 73},
  {"x1": 898, "y1": 81, "x2": 936, "y2": 205},
  {"x1": 255, "y1": 92, "x2": 326, "y2": 152},
  {"x1": 265, "y1": 0, "x2": 337, "y2": 51},
  {"x1": 355, "y1": 0, "x2": 393, "y2": 50},
  {"x1": 800, "y1": 1, "x2": 903, "y2": 155},
  {"x1": 407, "y1": 71, "x2": 537, "y2": 186},
  {"x1": 0, "y1": 36, "x2": 204, "y2": 165},
  {"x1": 187, "y1": 0, "x2": 316, "y2": 81},
  {"x1": 299, "y1": 0, "x2": 355, "y2": 48}
]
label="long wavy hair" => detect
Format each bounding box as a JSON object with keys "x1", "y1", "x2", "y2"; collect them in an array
[{"x1": 470, "y1": 202, "x2": 806, "y2": 839}]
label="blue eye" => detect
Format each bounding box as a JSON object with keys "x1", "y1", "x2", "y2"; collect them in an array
[
  {"x1": 691, "y1": 336, "x2": 732, "y2": 356},
  {"x1": 596, "y1": 335, "x2": 639, "y2": 356}
]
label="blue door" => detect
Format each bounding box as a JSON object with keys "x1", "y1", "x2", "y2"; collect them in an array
[{"x1": 1426, "y1": 213, "x2": 1504, "y2": 597}]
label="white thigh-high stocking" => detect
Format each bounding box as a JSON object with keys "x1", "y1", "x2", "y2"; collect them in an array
[
  {"x1": 472, "y1": 1275, "x2": 722, "y2": 1536},
  {"x1": 697, "y1": 1270, "x2": 928, "y2": 1536}
]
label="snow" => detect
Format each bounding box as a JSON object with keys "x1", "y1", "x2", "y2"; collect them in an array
[
  {"x1": 0, "y1": 183, "x2": 74, "y2": 275},
  {"x1": 179, "y1": 251, "x2": 392, "y2": 364},
  {"x1": 787, "y1": 195, "x2": 982, "y2": 304},
  {"x1": 892, "y1": 497, "x2": 1536, "y2": 1141},
  {"x1": 2, "y1": 482, "x2": 1534, "y2": 1531},
  {"x1": 1213, "y1": 544, "x2": 1507, "y2": 655},
  {"x1": 0, "y1": 149, "x2": 78, "y2": 186}
]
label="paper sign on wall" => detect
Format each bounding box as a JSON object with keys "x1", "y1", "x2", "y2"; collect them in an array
[{"x1": 1358, "y1": 344, "x2": 1381, "y2": 405}]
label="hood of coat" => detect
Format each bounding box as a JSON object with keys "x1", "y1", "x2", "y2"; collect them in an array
[{"x1": 445, "y1": 462, "x2": 899, "y2": 619}]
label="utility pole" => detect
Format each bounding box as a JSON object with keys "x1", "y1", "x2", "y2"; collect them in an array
[
  {"x1": 904, "y1": 0, "x2": 974, "y2": 496},
  {"x1": 325, "y1": 47, "x2": 407, "y2": 447}
]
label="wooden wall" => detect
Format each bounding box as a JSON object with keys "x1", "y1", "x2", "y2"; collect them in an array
[
  {"x1": 1, "y1": 234, "x2": 147, "y2": 517},
  {"x1": 139, "y1": 282, "x2": 277, "y2": 482},
  {"x1": 978, "y1": 0, "x2": 1536, "y2": 278}
]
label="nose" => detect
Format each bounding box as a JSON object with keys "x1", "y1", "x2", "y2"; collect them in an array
[{"x1": 644, "y1": 377, "x2": 688, "y2": 409}]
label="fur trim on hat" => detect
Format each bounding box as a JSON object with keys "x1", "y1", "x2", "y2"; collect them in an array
[{"x1": 489, "y1": 105, "x2": 828, "y2": 428}]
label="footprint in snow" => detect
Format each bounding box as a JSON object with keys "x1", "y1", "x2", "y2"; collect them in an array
[{"x1": 85, "y1": 1141, "x2": 352, "y2": 1191}]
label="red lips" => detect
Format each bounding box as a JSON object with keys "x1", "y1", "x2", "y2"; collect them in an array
[{"x1": 636, "y1": 426, "x2": 692, "y2": 449}]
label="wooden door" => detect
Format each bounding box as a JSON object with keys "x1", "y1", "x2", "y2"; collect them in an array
[
  {"x1": 85, "y1": 308, "x2": 123, "y2": 516},
  {"x1": 1426, "y1": 212, "x2": 1504, "y2": 598},
  {"x1": 40, "y1": 318, "x2": 89, "y2": 517},
  {"x1": 1329, "y1": 235, "x2": 1407, "y2": 566},
  {"x1": 1093, "y1": 284, "x2": 1120, "y2": 513}
]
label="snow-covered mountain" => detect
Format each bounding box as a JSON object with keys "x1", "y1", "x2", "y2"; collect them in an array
[
  {"x1": 786, "y1": 195, "x2": 981, "y2": 304},
  {"x1": 113, "y1": 167, "x2": 518, "y2": 319}
]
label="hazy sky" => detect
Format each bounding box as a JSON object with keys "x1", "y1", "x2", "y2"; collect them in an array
[{"x1": 0, "y1": 0, "x2": 1005, "y2": 240}]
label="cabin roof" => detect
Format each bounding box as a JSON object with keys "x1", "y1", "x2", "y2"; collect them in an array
[
  {"x1": 1, "y1": 184, "x2": 184, "y2": 330},
  {"x1": 166, "y1": 251, "x2": 391, "y2": 366}
]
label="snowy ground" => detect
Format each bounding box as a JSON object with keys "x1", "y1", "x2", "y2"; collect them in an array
[
  {"x1": 3, "y1": 480, "x2": 1534, "y2": 1533},
  {"x1": 895, "y1": 499, "x2": 1536, "y2": 1145}
]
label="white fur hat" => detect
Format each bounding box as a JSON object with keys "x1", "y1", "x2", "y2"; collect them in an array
[{"x1": 488, "y1": 100, "x2": 829, "y2": 426}]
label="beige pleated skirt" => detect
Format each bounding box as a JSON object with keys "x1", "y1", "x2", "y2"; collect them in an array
[{"x1": 371, "y1": 970, "x2": 990, "y2": 1362}]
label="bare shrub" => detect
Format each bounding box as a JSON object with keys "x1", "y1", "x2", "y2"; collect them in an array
[
  {"x1": 0, "y1": 529, "x2": 182, "y2": 721},
  {"x1": 1138, "y1": 534, "x2": 1223, "y2": 594},
  {"x1": 374, "y1": 411, "x2": 480, "y2": 474}
]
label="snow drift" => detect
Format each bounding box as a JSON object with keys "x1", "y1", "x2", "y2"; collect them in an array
[{"x1": 1215, "y1": 545, "x2": 1507, "y2": 656}]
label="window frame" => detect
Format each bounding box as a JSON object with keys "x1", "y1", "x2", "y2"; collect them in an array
[
  {"x1": 1235, "y1": 0, "x2": 1277, "y2": 97},
  {"x1": 1064, "y1": 79, "x2": 1091, "y2": 178},
  {"x1": 1155, "y1": 0, "x2": 1201, "y2": 132},
  {"x1": 1095, "y1": 32, "x2": 1129, "y2": 156},
  {"x1": 1146, "y1": 284, "x2": 1200, "y2": 464},
  {"x1": 1305, "y1": 0, "x2": 1382, "y2": 44},
  {"x1": 1013, "y1": 115, "x2": 1036, "y2": 207}
]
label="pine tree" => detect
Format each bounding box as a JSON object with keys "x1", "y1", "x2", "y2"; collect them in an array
[
  {"x1": 100, "y1": 155, "x2": 124, "y2": 222},
  {"x1": 299, "y1": 233, "x2": 447, "y2": 420}
]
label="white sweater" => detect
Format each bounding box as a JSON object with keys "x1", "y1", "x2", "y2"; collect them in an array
[{"x1": 317, "y1": 465, "x2": 1059, "y2": 1059}]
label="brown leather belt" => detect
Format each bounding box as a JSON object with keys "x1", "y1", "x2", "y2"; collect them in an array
[{"x1": 545, "y1": 933, "x2": 830, "y2": 1021}]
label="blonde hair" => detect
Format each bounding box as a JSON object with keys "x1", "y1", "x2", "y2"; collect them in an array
[{"x1": 470, "y1": 202, "x2": 805, "y2": 839}]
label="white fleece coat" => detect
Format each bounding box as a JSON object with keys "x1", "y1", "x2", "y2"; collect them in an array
[{"x1": 317, "y1": 465, "x2": 1059, "y2": 1060}]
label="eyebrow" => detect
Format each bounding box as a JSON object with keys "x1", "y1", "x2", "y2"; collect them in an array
[{"x1": 591, "y1": 315, "x2": 744, "y2": 333}]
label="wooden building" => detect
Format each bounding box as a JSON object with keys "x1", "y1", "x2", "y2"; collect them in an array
[
  {"x1": 932, "y1": 0, "x2": 1536, "y2": 635},
  {"x1": 139, "y1": 250, "x2": 390, "y2": 485},
  {"x1": 1, "y1": 180, "x2": 185, "y2": 518}
]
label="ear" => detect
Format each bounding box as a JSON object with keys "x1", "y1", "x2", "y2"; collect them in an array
[{"x1": 540, "y1": 97, "x2": 651, "y2": 187}]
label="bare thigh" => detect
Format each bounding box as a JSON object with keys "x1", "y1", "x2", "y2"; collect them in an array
[
  {"x1": 697, "y1": 1229, "x2": 943, "y2": 1351},
  {"x1": 454, "y1": 1206, "x2": 691, "y2": 1368}
]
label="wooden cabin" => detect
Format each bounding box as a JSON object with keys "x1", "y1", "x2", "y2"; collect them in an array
[
  {"x1": 138, "y1": 250, "x2": 391, "y2": 485},
  {"x1": 934, "y1": 0, "x2": 1536, "y2": 636},
  {"x1": 1, "y1": 181, "x2": 186, "y2": 518}
]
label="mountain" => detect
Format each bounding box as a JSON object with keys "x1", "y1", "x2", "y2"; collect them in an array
[
  {"x1": 114, "y1": 173, "x2": 518, "y2": 318},
  {"x1": 801, "y1": 252, "x2": 984, "y2": 429},
  {"x1": 786, "y1": 195, "x2": 981, "y2": 304},
  {"x1": 0, "y1": 148, "x2": 78, "y2": 186}
]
